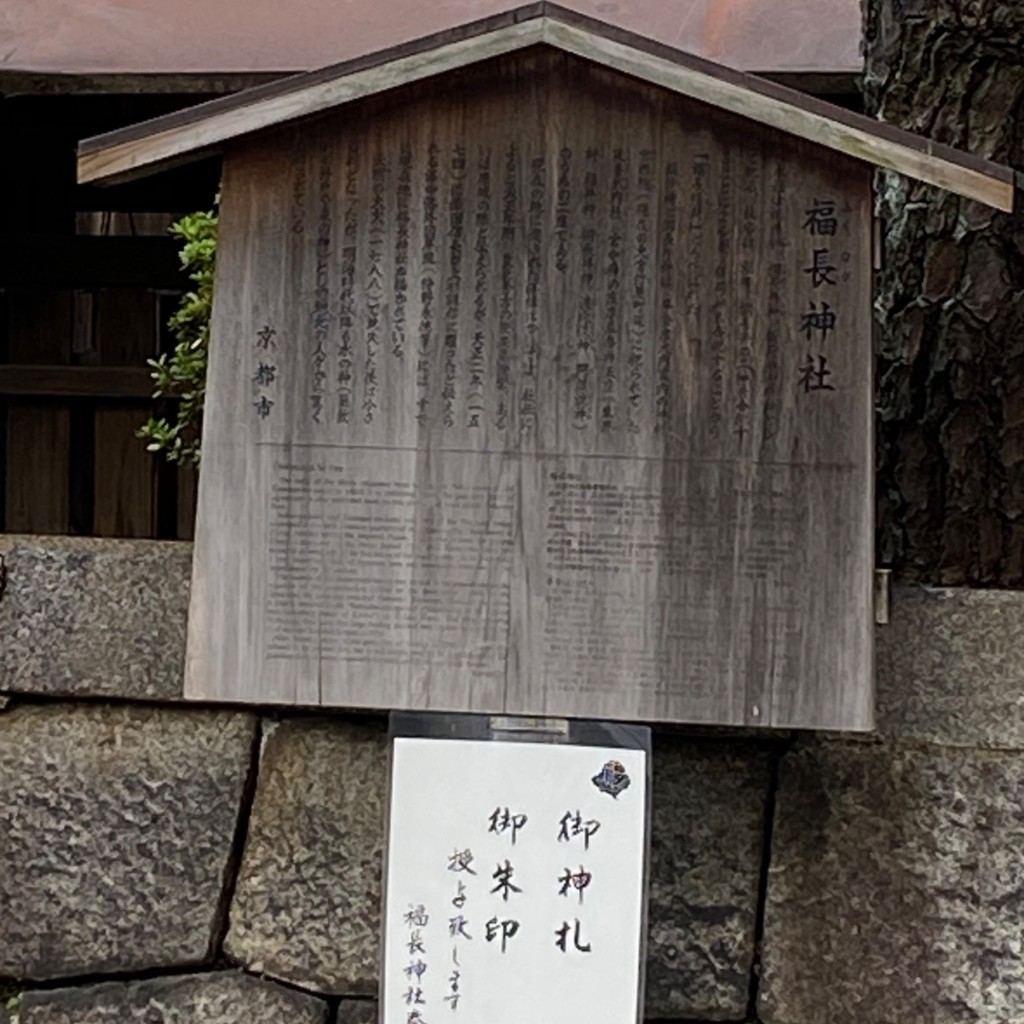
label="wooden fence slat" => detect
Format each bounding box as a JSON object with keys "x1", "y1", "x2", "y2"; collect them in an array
[
  {"x1": 93, "y1": 405, "x2": 156, "y2": 537},
  {"x1": 8, "y1": 288, "x2": 72, "y2": 363},
  {"x1": 6, "y1": 403, "x2": 70, "y2": 533},
  {"x1": 91, "y1": 288, "x2": 160, "y2": 538},
  {"x1": 177, "y1": 461, "x2": 198, "y2": 540},
  {"x1": 5, "y1": 289, "x2": 72, "y2": 532}
]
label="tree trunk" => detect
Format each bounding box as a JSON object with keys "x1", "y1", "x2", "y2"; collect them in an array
[{"x1": 865, "y1": 0, "x2": 1024, "y2": 584}]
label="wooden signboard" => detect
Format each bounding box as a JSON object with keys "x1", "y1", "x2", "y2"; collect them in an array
[
  {"x1": 186, "y1": 52, "x2": 873, "y2": 729},
  {"x1": 382, "y1": 736, "x2": 648, "y2": 1024}
]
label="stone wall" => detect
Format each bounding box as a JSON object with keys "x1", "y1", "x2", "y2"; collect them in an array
[{"x1": 3, "y1": 534, "x2": 1024, "y2": 1023}]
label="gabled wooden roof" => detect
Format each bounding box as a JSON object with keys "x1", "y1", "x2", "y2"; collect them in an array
[{"x1": 77, "y1": 2, "x2": 1016, "y2": 211}]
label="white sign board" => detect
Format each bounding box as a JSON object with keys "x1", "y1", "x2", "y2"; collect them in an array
[{"x1": 382, "y1": 738, "x2": 648, "y2": 1024}]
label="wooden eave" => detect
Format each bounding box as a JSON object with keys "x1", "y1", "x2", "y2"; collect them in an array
[{"x1": 76, "y1": 2, "x2": 1015, "y2": 212}]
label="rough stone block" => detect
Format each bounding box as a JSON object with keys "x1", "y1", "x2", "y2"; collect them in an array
[
  {"x1": 0, "y1": 535, "x2": 191, "y2": 700},
  {"x1": 760, "y1": 739, "x2": 1024, "y2": 1024},
  {"x1": 645, "y1": 739, "x2": 771, "y2": 1020},
  {"x1": 16, "y1": 972, "x2": 329, "y2": 1023},
  {"x1": 0, "y1": 703, "x2": 257, "y2": 979},
  {"x1": 338, "y1": 1001, "x2": 378, "y2": 1024},
  {"x1": 228, "y1": 719, "x2": 769, "y2": 1018},
  {"x1": 225, "y1": 717, "x2": 388, "y2": 994},
  {"x1": 876, "y1": 586, "x2": 1024, "y2": 749}
]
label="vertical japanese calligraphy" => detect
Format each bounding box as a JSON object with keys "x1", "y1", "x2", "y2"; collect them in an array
[
  {"x1": 654, "y1": 160, "x2": 679, "y2": 435},
  {"x1": 417, "y1": 142, "x2": 440, "y2": 426},
  {"x1": 442, "y1": 146, "x2": 466, "y2": 430},
  {"x1": 733, "y1": 152, "x2": 760, "y2": 443},
  {"x1": 364, "y1": 152, "x2": 386, "y2": 424},
  {"x1": 290, "y1": 159, "x2": 305, "y2": 237},
  {"x1": 383, "y1": 738, "x2": 648, "y2": 1024},
  {"x1": 191, "y1": 50, "x2": 873, "y2": 730},
  {"x1": 707, "y1": 147, "x2": 733, "y2": 441},
  {"x1": 310, "y1": 142, "x2": 333, "y2": 424},
  {"x1": 496, "y1": 143, "x2": 517, "y2": 433},
  {"x1": 252, "y1": 324, "x2": 278, "y2": 421},
  {"x1": 393, "y1": 143, "x2": 413, "y2": 361},
  {"x1": 402, "y1": 902, "x2": 430, "y2": 1020},
  {"x1": 761, "y1": 160, "x2": 787, "y2": 454},
  {"x1": 336, "y1": 143, "x2": 358, "y2": 425},
  {"x1": 554, "y1": 147, "x2": 572, "y2": 275},
  {"x1": 797, "y1": 196, "x2": 848, "y2": 395},
  {"x1": 626, "y1": 150, "x2": 654, "y2": 436},
  {"x1": 600, "y1": 148, "x2": 627, "y2": 434},
  {"x1": 573, "y1": 148, "x2": 599, "y2": 432},
  {"x1": 468, "y1": 148, "x2": 491, "y2": 431},
  {"x1": 521, "y1": 152, "x2": 544, "y2": 435}
]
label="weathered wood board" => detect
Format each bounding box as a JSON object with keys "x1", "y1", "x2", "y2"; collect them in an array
[
  {"x1": 186, "y1": 52, "x2": 873, "y2": 729},
  {"x1": 5, "y1": 289, "x2": 72, "y2": 534},
  {"x1": 93, "y1": 288, "x2": 159, "y2": 538}
]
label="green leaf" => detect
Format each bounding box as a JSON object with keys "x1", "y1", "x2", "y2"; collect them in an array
[{"x1": 138, "y1": 207, "x2": 217, "y2": 464}]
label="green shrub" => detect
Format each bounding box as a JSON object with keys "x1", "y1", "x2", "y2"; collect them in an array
[{"x1": 138, "y1": 210, "x2": 217, "y2": 465}]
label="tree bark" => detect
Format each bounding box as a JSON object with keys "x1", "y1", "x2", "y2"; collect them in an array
[{"x1": 866, "y1": 0, "x2": 1024, "y2": 584}]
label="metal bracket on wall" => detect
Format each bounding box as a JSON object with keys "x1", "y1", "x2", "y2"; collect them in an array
[
  {"x1": 874, "y1": 568, "x2": 891, "y2": 625},
  {"x1": 488, "y1": 716, "x2": 570, "y2": 743}
]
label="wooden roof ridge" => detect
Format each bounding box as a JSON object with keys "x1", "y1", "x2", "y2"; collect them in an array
[{"x1": 77, "y1": 1, "x2": 1015, "y2": 211}]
